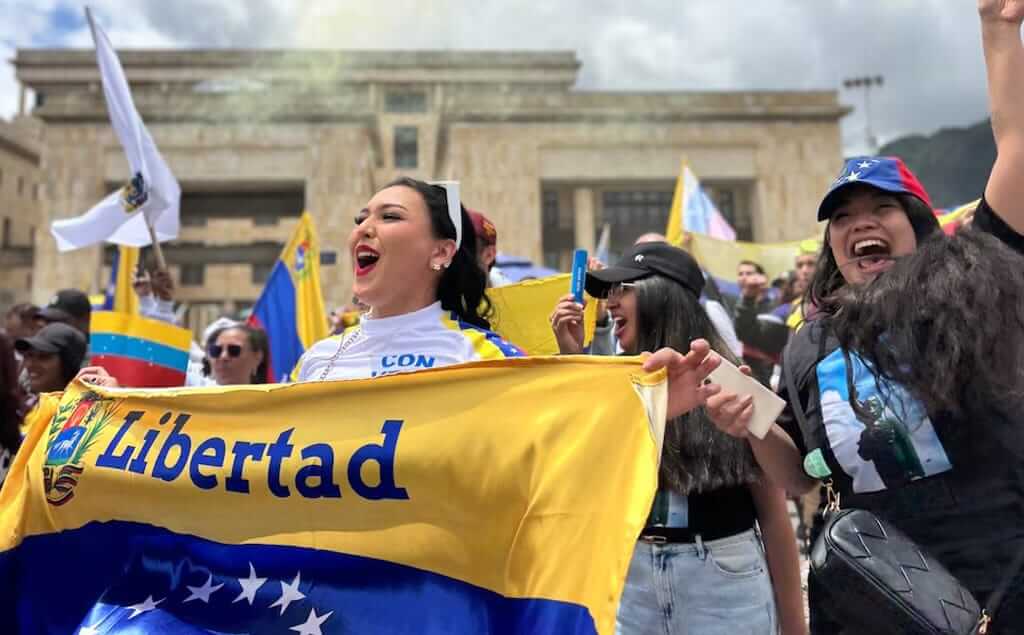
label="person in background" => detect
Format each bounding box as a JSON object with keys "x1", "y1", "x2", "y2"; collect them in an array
[
  {"x1": 202, "y1": 324, "x2": 269, "y2": 386},
  {"x1": 552, "y1": 242, "x2": 805, "y2": 635},
  {"x1": 732, "y1": 260, "x2": 781, "y2": 386},
  {"x1": 185, "y1": 317, "x2": 238, "y2": 387},
  {"x1": 14, "y1": 323, "x2": 88, "y2": 399},
  {"x1": 132, "y1": 266, "x2": 178, "y2": 324},
  {"x1": 579, "y1": 232, "x2": 741, "y2": 358},
  {"x1": 4, "y1": 303, "x2": 42, "y2": 394},
  {"x1": 792, "y1": 240, "x2": 818, "y2": 300},
  {"x1": 773, "y1": 271, "x2": 795, "y2": 302},
  {"x1": 0, "y1": 334, "x2": 27, "y2": 491},
  {"x1": 734, "y1": 244, "x2": 821, "y2": 388},
  {"x1": 3, "y1": 303, "x2": 42, "y2": 341},
  {"x1": 37, "y1": 290, "x2": 92, "y2": 338},
  {"x1": 467, "y1": 208, "x2": 511, "y2": 287}
]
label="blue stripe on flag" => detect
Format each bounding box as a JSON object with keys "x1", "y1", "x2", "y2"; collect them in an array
[
  {"x1": 250, "y1": 261, "x2": 304, "y2": 382},
  {"x1": 89, "y1": 333, "x2": 189, "y2": 371},
  {"x1": 0, "y1": 520, "x2": 597, "y2": 634},
  {"x1": 454, "y1": 317, "x2": 525, "y2": 358}
]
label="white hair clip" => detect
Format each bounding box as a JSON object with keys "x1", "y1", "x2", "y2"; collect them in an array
[{"x1": 429, "y1": 180, "x2": 462, "y2": 250}]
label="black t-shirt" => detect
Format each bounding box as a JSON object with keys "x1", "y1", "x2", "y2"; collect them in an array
[
  {"x1": 778, "y1": 197, "x2": 1024, "y2": 598},
  {"x1": 647, "y1": 485, "x2": 758, "y2": 538},
  {"x1": 689, "y1": 485, "x2": 757, "y2": 536}
]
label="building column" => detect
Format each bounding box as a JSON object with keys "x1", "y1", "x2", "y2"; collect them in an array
[
  {"x1": 573, "y1": 187, "x2": 596, "y2": 252},
  {"x1": 33, "y1": 127, "x2": 105, "y2": 305}
]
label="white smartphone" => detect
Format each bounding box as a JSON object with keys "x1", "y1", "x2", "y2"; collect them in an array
[{"x1": 705, "y1": 355, "x2": 785, "y2": 439}]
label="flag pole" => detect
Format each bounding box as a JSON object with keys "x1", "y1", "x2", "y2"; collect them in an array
[{"x1": 144, "y1": 217, "x2": 168, "y2": 270}]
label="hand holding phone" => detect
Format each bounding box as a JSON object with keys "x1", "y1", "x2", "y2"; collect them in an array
[
  {"x1": 705, "y1": 355, "x2": 785, "y2": 439},
  {"x1": 570, "y1": 249, "x2": 588, "y2": 304}
]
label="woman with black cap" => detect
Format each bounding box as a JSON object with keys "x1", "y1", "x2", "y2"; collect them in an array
[
  {"x1": 552, "y1": 241, "x2": 805, "y2": 635},
  {"x1": 707, "y1": 3, "x2": 1024, "y2": 631},
  {"x1": 15, "y1": 323, "x2": 88, "y2": 397}
]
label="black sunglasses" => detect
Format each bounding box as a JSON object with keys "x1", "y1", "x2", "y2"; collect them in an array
[{"x1": 208, "y1": 343, "x2": 243, "y2": 359}]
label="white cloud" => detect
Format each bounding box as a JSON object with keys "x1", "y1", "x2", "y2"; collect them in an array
[{"x1": 0, "y1": 0, "x2": 998, "y2": 153}]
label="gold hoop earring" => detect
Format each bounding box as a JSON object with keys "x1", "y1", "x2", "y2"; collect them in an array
[{"x1": 430, "y1": 263, "x2": 442, "y2": 271}]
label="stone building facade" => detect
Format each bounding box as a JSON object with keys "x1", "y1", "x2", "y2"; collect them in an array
[
  {"x1": 12, "y1": 49, "x2": 847, "y2": 331},
  {"x1": 0, "y1": 117, "x2": 43, "y2": 313}
]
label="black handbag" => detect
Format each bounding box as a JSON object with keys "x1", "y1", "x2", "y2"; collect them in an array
[
  {"x1": 782, "y1": 343, "x2": 1024, "y2": 634},
  {"x1": 810, "y1": 500, "x2": 983, "y2": 634}
]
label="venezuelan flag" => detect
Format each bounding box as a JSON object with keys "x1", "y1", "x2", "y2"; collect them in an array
[
  {"x1": 665, "y1": 161, "x2": 736, "y2": 244},
  {"x1": 89, "y1": 311, "x2": 191, "y2": 387},
  {"x1": 91, "y1": 245, "x2": 140, "y2": 313},
  {"x1": 249, "y1": 212, "x2": 327, "y2": 382},
  {"x1": 0, "y1": 356, "x2": 667, "y2": 634},
  {"x1": 487, "y1": 274, "x2": 597, "y2": 355},
  {"x1": 935, "y1": 199, "x2": 980, "y2": 236}
]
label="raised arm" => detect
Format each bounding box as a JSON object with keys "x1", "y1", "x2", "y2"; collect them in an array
[{"x1": 981, "y1": 0, "x2": 1024, "y2": 232}]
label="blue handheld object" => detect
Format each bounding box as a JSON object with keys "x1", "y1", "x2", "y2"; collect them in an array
[{"x1": 570, "y1": 249, "x2": 588, "y2": 303}]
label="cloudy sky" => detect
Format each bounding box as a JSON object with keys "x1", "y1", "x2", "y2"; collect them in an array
[{"x1": 0, "y1": 0, "x2": 996, "y2": 154}]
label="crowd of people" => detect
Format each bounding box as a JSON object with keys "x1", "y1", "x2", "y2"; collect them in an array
[{"x1": 3, "y1": 2, "x2": 1024, "y2": 633}]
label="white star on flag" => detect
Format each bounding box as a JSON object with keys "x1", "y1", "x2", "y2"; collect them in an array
[
  {"x1": 126, "y1": 595, "x2": 164, "y2": 619},
  {"x1": 233, "y1": 562, "x2": 267, "y2": 605},
  {"x1": 858, "y1": 161, "x2": 875, "y2": 169},
  {"x1": 846, "y1": 171, "x2": 862, "y2": 183},
  {"x1": 290, "y1": 608, "x2": 333, "y2": 635},
  {"x1": 270, "y1": 572, "x2": 307, "y2": 615},
  {"x1": 184, "y1": 573, "x2": 224, "y2": 604}
]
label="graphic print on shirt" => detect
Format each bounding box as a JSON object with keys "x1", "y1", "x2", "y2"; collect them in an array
[
  {"x1": 817, "y1": 348, "x2": 952, "y2": 494},
  {"x1": 371, "y1": 353, "x2": 439, "y2": 378}
]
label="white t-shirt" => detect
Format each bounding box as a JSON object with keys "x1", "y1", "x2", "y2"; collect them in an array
[{"x1": 292, "y1": 302, "x2": 523, "y2": 382}]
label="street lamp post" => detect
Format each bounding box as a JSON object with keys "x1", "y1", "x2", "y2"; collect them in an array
[{"x1": 843, "y1": 75, "x2": 884, "y2": 154}]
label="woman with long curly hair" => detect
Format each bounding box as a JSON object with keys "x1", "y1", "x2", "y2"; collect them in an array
[{"x1": 706, "y1": 2, "x2": 1024, "y2": 631}]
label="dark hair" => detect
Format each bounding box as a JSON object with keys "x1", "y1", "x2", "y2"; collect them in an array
[
  {"x1": 829, "y1": 229, "x2": 1024, "y2": 459},
  {"x1": 58, "y1": 339, "x2": 86, "y2": 387},
  {"x1": 202, "y1": 325, "x2": 269, "y2": 384},
  {"x1": 806, "y1": 191, "x2": 941, "y2": 315},
  {"x1": 778, "y1": 272, "x2": 801, "y2": 304},
  {"x1": 738, "y1": 260, "x2": 765, "y2": 275},
  {"x1": 0, "y1": 334, "x2": 25, "y2": 455},
  {"x1": 5, "y1": 302, "x2": 40, "y2": 323},
  {"x1": 383, "y1": 177, "x2": 492, "y2": 329},
  {"x1": 630, "y1": 275, "x2": 759, "y2": 494}
]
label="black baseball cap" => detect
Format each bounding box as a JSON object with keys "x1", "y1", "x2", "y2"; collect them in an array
[
  {"x1": 585, "y1": 242, "x2": 704, "y2": 299},
  {"x1": 15, "y1": 322, "x2": 88, "y2": 367},
  {"x1": 38, "y1": 289, "x2": 92, "y2": 323}
]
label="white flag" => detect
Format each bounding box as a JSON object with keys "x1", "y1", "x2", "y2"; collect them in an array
[{"x1": 50, "y1": 7, "x2": 180, "y2": 252}]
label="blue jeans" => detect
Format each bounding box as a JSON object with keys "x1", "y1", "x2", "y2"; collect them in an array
[{"x1": 615, "y1": 529, "x2": 777, "y2": 635}]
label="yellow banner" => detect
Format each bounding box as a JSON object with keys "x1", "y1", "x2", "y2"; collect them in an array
[
  {"x1": 2, "y1": 357, "x2": 665, "y2": 634},
  {"x1": 688, "y1": 233, "x2": 820, "y2": 282},
  {"x1": 488, "y1": 274, "x2": 598, "y2": 355}
]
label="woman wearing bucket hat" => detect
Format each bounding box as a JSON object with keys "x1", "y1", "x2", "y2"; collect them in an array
[
  {"x1": 706, "y1": 2, "x2": 1024, "y2": 631},
  {"x1": 553, "y1": 241, "x2": 806, "y2": 635}
]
